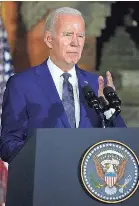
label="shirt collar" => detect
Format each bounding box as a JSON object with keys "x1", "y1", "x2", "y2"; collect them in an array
[{"x1": 47, "y1": 57, "x2": 77, "y2": 84}]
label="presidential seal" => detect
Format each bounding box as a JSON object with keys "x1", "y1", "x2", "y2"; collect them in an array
[{"x1": 80, "y1": 140, "x2": 139, "y2": 203}]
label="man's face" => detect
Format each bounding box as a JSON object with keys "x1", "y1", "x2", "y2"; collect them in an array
[{"x1": 46, "y1": 14, "x2": 85, "y2": 67}]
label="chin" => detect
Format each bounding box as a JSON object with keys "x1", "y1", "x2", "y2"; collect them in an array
[{"x1": 66, "y1": 57, "x2": 80, "y2": 65}]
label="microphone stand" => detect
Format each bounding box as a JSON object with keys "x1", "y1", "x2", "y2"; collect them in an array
[
  {"x1": 99, "y1": 112, "x2": 106, "y2": 128},
  {"x1": 89, "y1": 102, "x2": 107, "y2": 128},
  {"x1": 97, "y1": 96, "x2": 109, "y2": 128},
  {"x1": 87, "y1": 97, "x2": 107, "y2": 128}
]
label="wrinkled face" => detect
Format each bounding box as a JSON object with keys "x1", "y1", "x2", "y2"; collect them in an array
[{"x1": 45, "y1": 14, "x2": 85, "y2": 67}]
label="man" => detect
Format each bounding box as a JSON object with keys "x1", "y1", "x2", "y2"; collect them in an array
[{"x1": 0, "y1": 7, "x2": 126, "y2": 163}]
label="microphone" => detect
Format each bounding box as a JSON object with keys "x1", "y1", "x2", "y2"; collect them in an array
[
  {"x1": 82, "y1": 85, "x2": 107, "y2": 128},
  {"x1": 103, "y1": 86, "x2": 121, "y2": 127},
  {"x1": 103, "y1": 86, "x2": 121, "y2": 114},
  {"x1": 82, "y1": 85, "x2": 100, "y2": 114}
]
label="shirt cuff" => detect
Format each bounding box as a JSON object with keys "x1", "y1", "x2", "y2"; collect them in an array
[{"x1": 104, "y1": 108, "x2": 116, "y2": 120}]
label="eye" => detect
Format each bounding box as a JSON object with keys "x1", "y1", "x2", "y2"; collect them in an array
[
  {"x1": 77, "y1": 34, "x2": 84, "y2": 38},
  {"x1": 79, "y1": 35, "x2": 84, "y2": 38},
  {"x1": 63, "y1": 32, "x2": 73, "y2": 36}
]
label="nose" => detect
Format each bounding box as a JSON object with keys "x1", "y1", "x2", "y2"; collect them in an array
[{"x1": 70, "y1": 33, "x2": 79, "y2": 47}]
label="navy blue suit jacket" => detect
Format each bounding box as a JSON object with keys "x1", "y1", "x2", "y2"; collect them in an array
[{"x1": 0, "y1": 59, "x2": 126, "y2": 162}]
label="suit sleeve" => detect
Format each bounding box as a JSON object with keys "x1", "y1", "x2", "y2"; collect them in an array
[
  {"x1": 107, "y1": 114, "x2": 127, "y2": 128},
  {"x1": 0, "y1": 76, "x2": 28, "y2": 163}
]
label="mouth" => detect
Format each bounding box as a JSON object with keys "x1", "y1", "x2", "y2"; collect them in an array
[{"x1": 67, "y1": 52, "x2": 79, "y2": 54}]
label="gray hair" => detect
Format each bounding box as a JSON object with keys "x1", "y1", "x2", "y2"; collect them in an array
[{"x1": 44, "y1": 7, "x2": 85, "y2": 35}]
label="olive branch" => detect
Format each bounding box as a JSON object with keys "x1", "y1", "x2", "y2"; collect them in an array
[{"x1": 90, "y1": 173, "x2": 102, "y2": 188}]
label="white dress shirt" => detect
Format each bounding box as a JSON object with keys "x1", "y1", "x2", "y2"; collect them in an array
[{"x1": 47, "y1": 57, "x2": 80, "y2": 128}]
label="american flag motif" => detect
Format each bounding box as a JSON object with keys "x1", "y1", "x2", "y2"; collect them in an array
[
  {"x1": 0, "y1": 16, "x2": 14, "y2": 206},
  {"x1": 104, "y1": 173, "x2": 117, "y2": 187},
  {"x1": 0, "y1": 17, "x2": 14, "y2": 129}
]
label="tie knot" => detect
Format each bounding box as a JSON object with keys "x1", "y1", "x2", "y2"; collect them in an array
[{"x1": 62, "y1": 72, "x2": 71, "y2": 81}]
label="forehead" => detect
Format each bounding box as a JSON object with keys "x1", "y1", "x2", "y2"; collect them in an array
[{"x1": 55, "y1": 14, "x2": 85, "y2": 32}]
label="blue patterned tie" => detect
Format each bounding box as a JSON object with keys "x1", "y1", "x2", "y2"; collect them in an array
[{"x1": 62, "y1": 73, "x2": 76, "y2": 128}]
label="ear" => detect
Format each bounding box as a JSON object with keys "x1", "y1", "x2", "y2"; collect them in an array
[{"x1": 44, "y1": 31, "x2": 53, "y2": 49}]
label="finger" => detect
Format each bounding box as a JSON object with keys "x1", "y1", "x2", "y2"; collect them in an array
[
  {"x1": 98, "y1": 75, "x2": 104, "y2": 97},
  {"x1": 106, "y1": 71, "x2": 115, "y2": 90},
  {"x1": 106, "y1": 71, "x2": 113, "y2": 86}
]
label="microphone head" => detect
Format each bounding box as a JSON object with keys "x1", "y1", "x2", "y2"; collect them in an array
[
  {"x1": 103, "y1": 86, "x2": 121, "y2": 108},
  {"x1": 103, "y1": 86, "x2": 115, "y2": 97},
  {"x1": 82, "y1": 85, "x2": 100, "y2": 112},
  {"x1": 82, "y1": 85, "x2": 93, "y2": 96}
]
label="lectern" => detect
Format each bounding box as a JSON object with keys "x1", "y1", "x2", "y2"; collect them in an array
[{"x1": 6, "y1": 128, "x2": 139, "y2": 206}]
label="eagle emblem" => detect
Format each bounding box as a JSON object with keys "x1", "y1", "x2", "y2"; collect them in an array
[
  {"x1": 93, "y1": 157, "x2": 128, "y2": 195},
  {"x1": 81, "y1": 141, "x2": 139, "y2": 203}
]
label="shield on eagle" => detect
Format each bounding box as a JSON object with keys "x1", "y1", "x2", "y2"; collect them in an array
[{"x1": 104, "y1": 172, "x2": 117, "y2": 187}]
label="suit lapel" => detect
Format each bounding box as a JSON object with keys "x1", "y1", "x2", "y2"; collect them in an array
[{"x1": 35, "y1": 60, "x2": 70, "y2": 128}]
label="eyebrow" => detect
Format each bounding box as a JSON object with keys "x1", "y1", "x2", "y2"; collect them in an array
[{"x1": 63, "y1": 32, "x2": 85, "y2": 36}]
